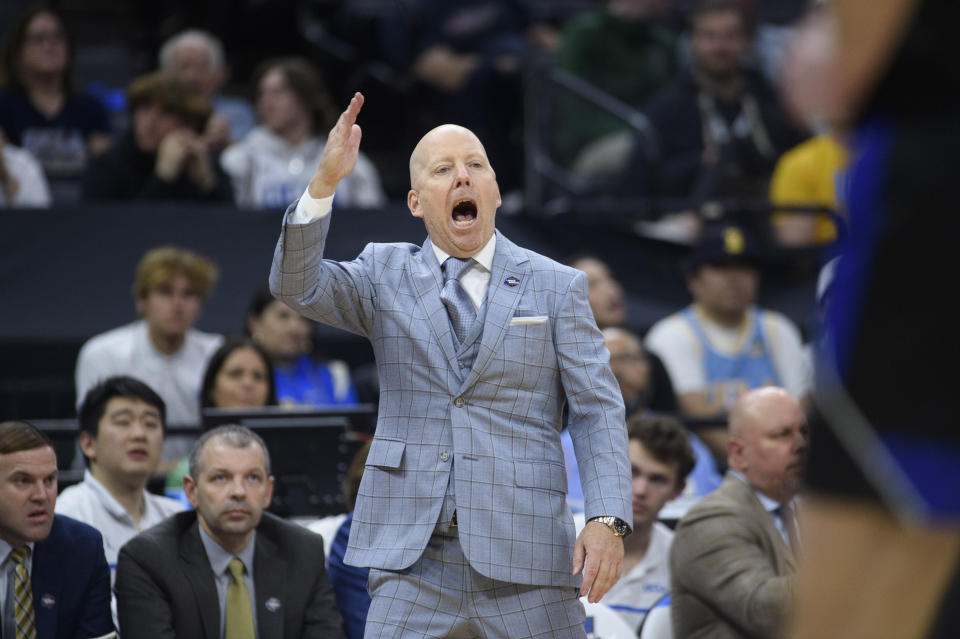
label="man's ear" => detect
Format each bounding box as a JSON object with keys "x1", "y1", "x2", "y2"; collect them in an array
[
  {"x1": 134, "y1": 295, "x2": 145, "y2": 317},
  {"x1": 727, "y1": 437, "x2": 743, "y2": 470},
  {"x1": 183, "y1": 475, "x2": 199, "y2": 509},
  {"x1": 264, "y1": 475, "x2": 275, "y2": 508},
  {"x1": 78, "y1": 431, "x2": 96, "y2": 464},
  {"x1": 408, "y1": 189, "x2": 422, "y2": 219}
]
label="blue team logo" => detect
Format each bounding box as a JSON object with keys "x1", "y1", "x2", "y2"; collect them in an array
[{"x1": 504, "y1": 276, "x2": 520, "y2": 287}]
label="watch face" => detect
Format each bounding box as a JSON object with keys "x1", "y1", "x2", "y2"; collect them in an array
[{"x1": 614, "y1": 520, "x2": 627, "y2": 535}]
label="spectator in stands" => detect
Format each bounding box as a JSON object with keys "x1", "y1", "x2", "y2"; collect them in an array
[
  {"x1": 327, "y1": 440, "x2": 372, "y2": 639},
  {"x1": 0, "y1": 419, "x2": 116, "y2": 637},
  {"x1": 603, "y1": 327, "x2": 722, "y2": 500},
  {"x1": 569, "y1": 255, "x2": 627, "y2": 329},
  {"x1": 406, "y1": 0, "x2": 557, "y2": 194},
  {"x1": 199, "y1": 335, "x2": 278, "y2": 410},
  {"x1": 75, "y1": 246, "x2": 223, "y2": 427},
  {"x1": 221, "y1": 57, "x2": 385, "y2": 210},
  {"x1": 116, "y1": 425, "x2": 345, "y2": 638},
  {"x1": 570, "y1": 254, "x2": 678, "y2": 412},
  {"x1": 0, "y1": 127, "x2": 50, "y2": 206},
  {"x1": 246, "y1": 286, "x2": 358, "y2": 407},
  {"x1": 0, "y1": 3, "x2": 112, "y2": 203},
  {"x1": 165, "y1": 335, "x2": 278, "y2": 506},
  {"x1": 601, "y1": 413, "x2": 693, "y2": 632},
  {"x1": 670, "y1": 387, "x2": 806, "y2": 638},
  {"x1": 622, "y1": 0, "x2": 802, "y2": 200},
  {"x1": 644, "y1": 224, "x2": 809, "y2": 461},
  {"x1": 159, "y1": 29, "x2": 256, "y2": 151},
  {"x1": 57, "y1": 377, "x2": 183, "y2": 600},
  {"x1": 81, "y1": 71, "x2": 233, "y2": 202},
  {"x1": 554, "y1": 0, "x2": 678, "y2": 175},
  {"x1": 604, "y1": 327, "x2": 659, "y2": 415},
  {"x1": 769, "y1": 131, "x2": 847, "y2": 246}
]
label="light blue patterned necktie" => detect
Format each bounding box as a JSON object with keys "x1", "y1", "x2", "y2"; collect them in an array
[{"x1": 440, "y1": 257, "x2": 477, "y2": 343}]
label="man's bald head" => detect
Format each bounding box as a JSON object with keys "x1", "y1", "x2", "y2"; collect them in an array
[
  {"x1": 728, "y1": 387, "x2": 809, "y2": 504},
  {"x1": 409, "y1": 124, "x2": 488, "y2": 188}
]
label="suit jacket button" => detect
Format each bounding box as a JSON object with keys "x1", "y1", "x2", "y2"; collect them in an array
[
  {"x1": 454, "y1": 397, "x2": 465, "y2": 407},
  {"x1": 440, "y1": 451, "x2": 450, "y2": 462}
]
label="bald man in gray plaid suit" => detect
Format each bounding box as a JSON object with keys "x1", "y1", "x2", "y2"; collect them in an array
[{"x1": 270, "y1": 93, "x2": 632, "y2": 638}]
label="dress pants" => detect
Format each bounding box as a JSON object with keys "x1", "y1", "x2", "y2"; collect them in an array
[{"x1": 363, "y1": 525, "x2": 585, "y2": 639}]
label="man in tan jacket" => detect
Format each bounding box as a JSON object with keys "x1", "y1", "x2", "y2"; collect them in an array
[{"x1": 670, "y1": 387, "x2": 808, "y2": 638}]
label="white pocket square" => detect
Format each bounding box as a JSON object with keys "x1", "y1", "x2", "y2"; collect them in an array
[{"x1": 510, "y1": 315, "x2": 548, "y2": 326}]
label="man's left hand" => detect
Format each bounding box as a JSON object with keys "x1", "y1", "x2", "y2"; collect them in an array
[{"x1": 573, "y1": 521, "x2": 624, "y2": 603}]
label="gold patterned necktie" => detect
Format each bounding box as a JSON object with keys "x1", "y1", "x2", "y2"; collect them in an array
[
  {"x1": 224, "y1": 557, "x2": 255, "y2": 639},
  {"x1": 10, "y1": 545, "x2": 37, "y2": 639}
]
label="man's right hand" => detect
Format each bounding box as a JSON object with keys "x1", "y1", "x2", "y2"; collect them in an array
[
  {"x1": 309, "y1": 92, "x2": 365, "y2": 199},
  {"x1": 155, "y1": 130, "x2": 194, "y2": 182}
]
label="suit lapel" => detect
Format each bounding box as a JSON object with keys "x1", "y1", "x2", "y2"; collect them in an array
[
  {"x1": 409, "y1": 237, "x2": 462, "y2": 381},
  {"x1": 181, "y1": 524, "x2": 221, "y2": 639},
  {"x1": 461, "y1": 232, "x2": 530, "y2": 391},
  {"x1": 254, "y1": 529, "x2": 285, "y2": 639},
  {"x1": 727, "y1": 475, "x2": 797, "y2": 572},
  {"x1": 31, "y1": 538, "x2": 59, "y2": 639}
]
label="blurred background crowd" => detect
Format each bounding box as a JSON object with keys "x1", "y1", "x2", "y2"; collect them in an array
[{"x1": 1, "y1": 0, "x2": 834, "y2": 424}]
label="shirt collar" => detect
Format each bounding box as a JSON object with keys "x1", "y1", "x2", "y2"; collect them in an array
[
  {"x1": 82, "y1": 469, "x2": 150, "y2": 524},
  {"x1": 431, "y1": 233, "x2": 497, "y2": 273},
  {"x1": 0, "y1": 539, "x2": 35, "y2": 567},
  {"x1": 198, "y1": 522, "x2": 256, "y2": 579}
]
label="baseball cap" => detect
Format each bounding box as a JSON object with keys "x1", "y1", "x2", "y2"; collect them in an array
[{"x1": 686, "y1": 223, "x2": 761, "y2": 273}]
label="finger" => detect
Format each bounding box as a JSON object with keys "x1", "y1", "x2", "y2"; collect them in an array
[
  {"x1": 578, "y1": 556, "x2": 599, "y2": 598},
  {"x1": 587, "y1": 558, "x2": 616, "y2": 603},
  {"x1": 571, "y1": 538, "x2": 585, "y2": 577},
  {"x1": 339, "y1": 92, "x2": 365, "y2": 132}
]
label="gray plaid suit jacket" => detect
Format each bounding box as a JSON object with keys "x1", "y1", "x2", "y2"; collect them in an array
[{"x1": 270, "y1": 206, "x2": 631, "y2": 588}]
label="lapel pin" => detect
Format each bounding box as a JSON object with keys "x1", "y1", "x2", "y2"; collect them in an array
[
  {"x1": 265, "y1": 597, "x2": 282, "y2": 613},
  {"x1": 504, "y1": 276, "x2": 520, "y2": 287},
  {"x1": 41, "y1": 593, "x2": 55, "y2": 608}
]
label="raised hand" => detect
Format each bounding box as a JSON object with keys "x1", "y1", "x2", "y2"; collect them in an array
[{"x1": 309, "y1": 92, "x2": 365, "y2": 199}]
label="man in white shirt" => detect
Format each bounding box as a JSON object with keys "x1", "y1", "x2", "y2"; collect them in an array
[
  {"x1": 74, "y1": 246, "x2": 223, "y2": 426},
  {"x1": 645, "y1": 223, "x2": 809, "y2": 462},
  {"x1": 58, "y1": 376, "x2": 184, "y2": 588},
  {"x1": 601, "y1": 413, "x2": 694, "y2": 632}
]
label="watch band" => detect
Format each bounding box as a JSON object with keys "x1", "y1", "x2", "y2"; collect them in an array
[{"x1": 588, "y1": 515, "x2": 632, "y2": 538}]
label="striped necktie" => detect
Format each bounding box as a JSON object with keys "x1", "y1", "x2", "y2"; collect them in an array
[
  {"x1": 224, "y1": 557, "x2": 255, "y2": 639},
  {"x1": 440, "y1": 257, "x2": 477, "y2": 343},
  {"x1": 10, "y1": 546, "x2": 37, "y2": 639}
]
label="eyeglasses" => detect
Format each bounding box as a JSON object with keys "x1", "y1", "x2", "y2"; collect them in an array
[{"x1": 24, "y1": 30, "x2": 66, "y2": 46}]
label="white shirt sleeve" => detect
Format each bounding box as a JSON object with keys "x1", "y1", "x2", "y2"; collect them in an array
[
  {"x1": 289, "y1": 186, "x2": 335, "y2": 224},
  {"x1": 644, "y1": 315, "x2": 707, "y2": 394},
  {"x1": 762, "y1": 311, "x2": 812, "y2": 399},
  {"x1": 1, "y1": 146, "x2": 51, "y2": 207}
]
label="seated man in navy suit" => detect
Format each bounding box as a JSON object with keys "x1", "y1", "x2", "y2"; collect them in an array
[{"x1": 0, "y1": 420, "x2": 114, "y2": 639}]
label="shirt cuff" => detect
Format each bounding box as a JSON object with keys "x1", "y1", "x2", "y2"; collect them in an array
[{"x1": 290, "y1": 187, "x2": 334, "y2": 224}]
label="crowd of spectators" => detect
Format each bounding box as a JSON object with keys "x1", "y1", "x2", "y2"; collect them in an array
[
  {"x1": 0, "y1": 0, "x2": 837, "y2": 245},
  {"x1": 0, "y1": 0, "x2": 861, "y2": 637}
]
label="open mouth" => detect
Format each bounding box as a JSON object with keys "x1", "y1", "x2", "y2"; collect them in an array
[{"x1": 451, "y1": 199, "x2": 478, "y2": 227}]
